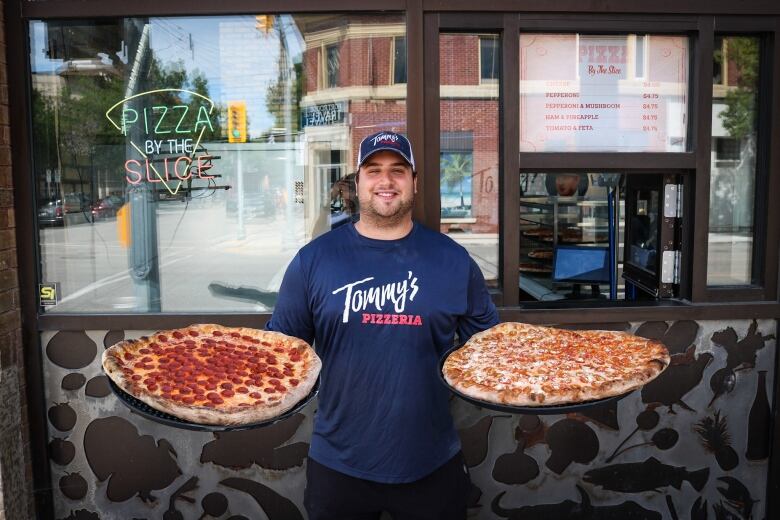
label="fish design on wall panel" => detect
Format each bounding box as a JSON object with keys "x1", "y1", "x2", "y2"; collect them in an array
[
  {"x1": 583, "y1": 457, "x2": 709, "y2": 493},
  {"x1": 492, "y1": 486, "x2": 662, "y2": 519}
]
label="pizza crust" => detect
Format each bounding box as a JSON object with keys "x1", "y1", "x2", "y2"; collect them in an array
[
  {"x1": 103, "y1": 325, "x2": 321, "y2": 426},
  {"x1": 442, "y1": 322, "x2": 670, "y2": 407}
]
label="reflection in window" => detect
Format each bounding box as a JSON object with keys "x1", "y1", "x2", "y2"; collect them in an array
[
  {"x1": 519, "y1": 33, "x2": 689, "y2": 152},
  {"x1": 479, "y1": 36, "x2": 499, "y2": 82},
  {"x1": 440, "y1": 33, "x2": 500, "y2": 287},
  {"x1": 440, "y1": 132, "x2": 473, "y2": 218},
  {"x1": 29, "y1": 14, "x2": 406, "y2": 313},
  {"x1": 393, "y1": 36, "x2": 407, "y2": 84},
  {"x1": 325, "y1": 43, "x2": 340, "y2": 88},
  {"x1": 708, "y1": 36, "x2": 760, "y2": 286},
  {"x1": 519, "y1": 173, "x2": 627, "y2": 302}
]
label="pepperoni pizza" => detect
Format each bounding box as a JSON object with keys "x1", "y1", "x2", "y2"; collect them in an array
[{"x1": 102, "y1": 324, "x2": 321, "y2": 425}]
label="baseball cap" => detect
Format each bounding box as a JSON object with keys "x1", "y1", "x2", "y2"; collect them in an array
[{"x1": 357, "y1": 131, "x2": 416, "y2": 172}]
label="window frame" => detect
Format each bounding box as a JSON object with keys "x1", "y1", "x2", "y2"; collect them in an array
[{"x1": 694, "y1": 17, "x2": 779, "y2": 302}]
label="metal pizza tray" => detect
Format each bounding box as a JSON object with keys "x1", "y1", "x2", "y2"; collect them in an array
[
  {"x1": 109, "y1": 377, "x2": 319, "y2": 432},
  {"x1": 438, "y1": 345, "x2": 632, "y2": 415}
]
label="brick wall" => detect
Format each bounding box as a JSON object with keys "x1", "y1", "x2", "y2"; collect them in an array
[
  {"x1": 440, "y1": 33, "x2": 480, "y2": 86},
  {"x1": 0, "y1": 0, "x2": 34, "y2": 517}
]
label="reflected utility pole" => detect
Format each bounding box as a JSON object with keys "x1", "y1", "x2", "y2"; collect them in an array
[
  {"x1": 278, "y1": 15, "x2": 296, "y2": 249},
  {"x1": 124, "y1": 19, "x2": 161, "y2": 311}
]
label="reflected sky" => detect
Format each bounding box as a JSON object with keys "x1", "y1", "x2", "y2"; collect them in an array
[{"x1": 30, "y1": 16, "x2": 306, "y2": 137}]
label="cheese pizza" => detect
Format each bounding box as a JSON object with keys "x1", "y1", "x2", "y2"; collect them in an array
[{"x1": 442, "y1": 322, "x2": 669, "y2": 406}]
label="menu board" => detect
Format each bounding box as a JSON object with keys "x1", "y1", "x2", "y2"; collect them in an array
[{"x1": 519, "y1": 34, "x2": 688, "y2": 152}]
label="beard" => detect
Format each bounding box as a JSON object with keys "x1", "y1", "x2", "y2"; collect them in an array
[{"x1": 358, "y1": 192, "x2": 415, "y2": 228}]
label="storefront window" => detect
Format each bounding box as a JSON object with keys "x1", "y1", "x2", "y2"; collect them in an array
[
  {"x1": 440, "y1": 33, "x2": 500, "y2": 287},
  {"x1": 707, "y1": 36, "x2": 760, "y2": 286},
  {"x1": 519, "y1": 33, "x2": 689, "y2": 152},
  {"x1": 519, "y1": 173, "x2": 624, "y2": 301},
  {"x1": 29, "y1": 14, "x2": 406, "y2": 313}
]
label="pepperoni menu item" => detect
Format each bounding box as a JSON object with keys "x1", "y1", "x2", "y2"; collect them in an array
[
  {"x1": 102, "y1": 325, "x2": 321, "y2": 425},
  {"x1": 442, "y1": 322, "x2": 669, "y2": 407}
]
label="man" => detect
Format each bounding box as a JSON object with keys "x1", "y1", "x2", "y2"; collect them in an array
[{"x1": 266, "y1": 131, "x2": 498, "y2": 520}]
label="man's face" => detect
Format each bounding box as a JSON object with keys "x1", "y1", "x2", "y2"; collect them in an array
[{"x1": 357, "y1": 150, "x2": 417, "y2": 224}]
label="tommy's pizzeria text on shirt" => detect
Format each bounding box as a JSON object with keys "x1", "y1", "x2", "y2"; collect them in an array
[{"x1": 332, "y1": 271, "x2": 423, "y2": 326}]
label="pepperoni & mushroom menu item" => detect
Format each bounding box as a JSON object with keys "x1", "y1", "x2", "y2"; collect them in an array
[
  {"x1": 442, "y1": 322, "x2": 669, "y2": 407},
  {"x1": 102, "y1": 324, "x2": 321, "y2": 425}
]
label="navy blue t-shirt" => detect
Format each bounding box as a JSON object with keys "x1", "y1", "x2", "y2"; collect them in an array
[{"x1": 266, "y1": 221, "x2": 498, "y2": 483}]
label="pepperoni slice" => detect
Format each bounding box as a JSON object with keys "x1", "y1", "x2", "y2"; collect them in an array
[
  {"x1": 221, "y1": 389, "x2": 235, "y2": 398},
  {"x1": 220, "y1": 382, "x2": 233, "y2": 390},
  {"x1": 276, "y1": 385, "x2": 287, "y2": 392},
  {"x1": 236, "y1": 387, "x2": 249, "y2": 394},
  {"x1": 264, "y1": 387, "x2": 276, "y2": 394},
  {"x1": 131, "y1": 375, "x2": 142, "y2": 381},
  {"x1": 289, "y1": 379, "x2": 299, "y2": 386},
  {"x1": 188, "y1": 330, "x2": 199, "y2": 337},
  {"x1": 139, "y1": 348, "x2": 151, "y2": 355},
  {"x1": 205, "y1": 383, "x2": 217, "y2": 391},
  {"x1": 182, "y1": 397, "x2": 196, "y2": 404},
  {"x1": 212, "y1": 330, "x2": 223, "y2": 337},
  {"x1": 249, "y1": 392, "x2": 262, "y2": 399},
  {"x1": 274, "y1": 347, "x2": 285, "y2": 353},
  {"x1": 147, "y1": 383, "x2": 158, "y2": 391},
  {"x1": 230, "y1": 332, "x2": 241, "y2": 338},
  {"x1": 124, "y1": 353, "x2": 135, "y2": 360},
  {"x1": 172, "y1": 331, "x2": 185, "y2": 340},
  {"x1": 158, "y1": 335, "x2": 169, "y2": 342}
]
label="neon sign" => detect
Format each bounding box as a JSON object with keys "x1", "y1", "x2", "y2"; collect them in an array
[{"x1": 105, "y1": 89, "x2": 217, "y2": 195}]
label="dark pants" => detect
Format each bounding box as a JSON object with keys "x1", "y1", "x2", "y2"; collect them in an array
[{"x1": 304, "y1": 452, "x2": 470, "y2": 520}]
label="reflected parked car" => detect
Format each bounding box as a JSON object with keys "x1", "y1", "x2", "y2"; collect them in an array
[
  {"x1": 63, "y1": 193, "x2": 91, "y2": 214},
  {"x1": 91, "y1": 195, "x2": 124, "y2": 221},
  {"x1": 38, "y1": 199, "x2": 64, "y2": 227}
]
